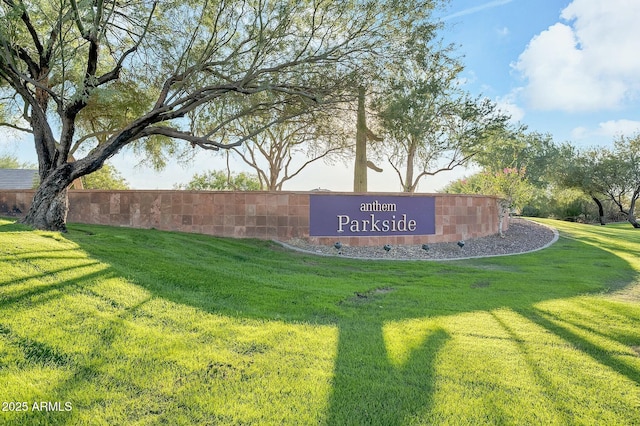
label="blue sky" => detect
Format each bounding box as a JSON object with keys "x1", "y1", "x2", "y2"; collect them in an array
[
  {"x1": 437, "y1": 0, "x2": 640, "y2": 149},
  {"x1": 3, "y1": 0, "x2": 640, "y2": 191}
]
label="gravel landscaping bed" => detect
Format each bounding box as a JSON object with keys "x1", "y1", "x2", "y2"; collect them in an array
[{"x1": 277, "y1": 218, "x2": 558, "y2": 260}]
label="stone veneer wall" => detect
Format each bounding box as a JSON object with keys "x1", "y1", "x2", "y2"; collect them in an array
[{"x1": 0, "y1": 190, "x2": 507, "y2": 246}]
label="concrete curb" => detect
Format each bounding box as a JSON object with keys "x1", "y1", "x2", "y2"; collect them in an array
[{"x1": 273, "y1": 219, "x2": 560, "y2": 262}]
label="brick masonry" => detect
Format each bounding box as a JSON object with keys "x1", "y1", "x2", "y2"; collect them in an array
[{"x1": 0, "y1": 190, "x2": 508, "y2": 246}]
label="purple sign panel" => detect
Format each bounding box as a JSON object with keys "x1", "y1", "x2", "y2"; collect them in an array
[{"x1": 309, "y1": 195, "x2": 435, "y2": 237}]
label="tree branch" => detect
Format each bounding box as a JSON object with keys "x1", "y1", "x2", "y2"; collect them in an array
[
  {"x1": 139, "y1": 126, "x2": 243, "y2": 150},
  {"x1": 0, "y1": 121, "x2": 33, "y2": 133}
]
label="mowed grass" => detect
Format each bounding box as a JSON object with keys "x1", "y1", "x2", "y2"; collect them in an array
[{"x1": 0, "y1": 217, "x2": 639, "y2": 425}]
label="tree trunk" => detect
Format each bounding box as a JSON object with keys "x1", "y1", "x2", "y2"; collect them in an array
[
  {"x1": 22, "y1": 165, "x2": 75, "y2": 232},
  {"x1": 591, "y1": 196, "x2": 606, "y2": 225},
  {"x1": 404, "y1": 141, "x2": 417, "y2": 192},
  {"x1": 353, "y1": 86, "x2": 368, "y2": 192},
  {"x1": 497, "y1": 199, "x2": 509, "y2": 238},
  {"x1": 628, "y1": 193, "x2": 640, "y2": 228}
]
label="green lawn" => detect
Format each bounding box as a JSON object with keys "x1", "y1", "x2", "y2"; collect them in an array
[{"x1": 0, "y1": 218, "x2": 639, "y2": 425}]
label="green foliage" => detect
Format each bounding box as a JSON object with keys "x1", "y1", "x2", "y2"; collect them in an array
[
  {"x1": 447, "y1": 169, "x2": 607, "y2": 222},
  {"x1": 522, "y1": 188, "x2": 594, "y2": 220},
  {"x1": 179, "y1": 170, "x2": 260, "y2": 191},
  {"x1": 0, "y1": 153, "x2": 34, "y2": 169},
  {"x1": 443, "y1": 168, "x2": 535, "y2": 213},
  {"x1": 75, "y1": 80, "x2": 180, "y2": 171},
  {"x1": 473, "y1": 126, "x2": 559, "y2": 187},
  {"x1": 0, "y1": 218, "x2": 639, "y2": 424},
  {"x1": 551, "y1": 188, "x2": 592, "y2": 220},
  {"x1": 81, "y1": 163, "x2": 129, "y2": 190},
  {"x1": 442, "y1": 173, "x2": 479, "y2": 194},
  {"x1": 0, "y1": 154, "x2": 22, "y2": 169},
  {"x1": 611, "y1": 134, "x2": 640, "y2": 215}
]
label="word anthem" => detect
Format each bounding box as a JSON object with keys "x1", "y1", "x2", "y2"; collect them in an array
[{"x1": 359, "y1": 200, "x2": 397, "y2": 212}]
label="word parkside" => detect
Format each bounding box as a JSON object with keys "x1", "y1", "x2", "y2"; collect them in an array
[
  {"x1": 337, "y1": 204, "x2": 417, "y2": 233},
  {"x1": 309, "y1": 196, "x2": 435, "y2": 237}
]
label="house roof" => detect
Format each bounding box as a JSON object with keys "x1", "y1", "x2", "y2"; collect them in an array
[{"x1": 0, "y1": 169, "x2": 39, "y2": 189}]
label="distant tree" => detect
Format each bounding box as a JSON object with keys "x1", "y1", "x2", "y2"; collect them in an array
[
  {"x1": 214, "y1": 93, "x2": 352, "y2": 191},
  {"x1": 472, "y1": 127, "x2": 559, "y2": 187},
  {"x1": 559, "y1": 135, "x2": 640, "y2": 228},
  {"x1": 375, "y1": 48, "x2": 509, "y2": 192},
  {"x1": 0, "y1": 152, "x2": 37, "y2": 169},
  {"x1": 443, "y1": 167, "x2": 535, "y2": 236},
  {"x1": 81, "y1": 163, "x2": 129, "y2": 190},
  {"x1": 179, "y1": 170, "x2": 260, "y2": 191},
  {"x1": 554, "y1": 145, "x2": 608, "y2": 225},
  {"x1": 0, "y1": 153, "x2": 24, "y2": 169},
  {"x1": 597, "y1": 136, "x2": 640, "y2": 228}
]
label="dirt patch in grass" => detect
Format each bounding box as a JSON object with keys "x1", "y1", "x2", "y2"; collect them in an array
[
  {"x1": 345, "y1": 287, "x2": 395, "y2": 303},
  {"x1": 471, "y1": 281, "x2": 491, "y2": 288}
]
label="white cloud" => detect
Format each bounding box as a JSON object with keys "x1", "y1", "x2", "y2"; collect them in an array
[
  {"x1": 513, "y1": 0, "x2": 640, "y2": 112},
  {"x1": 568, "y1": 119, "x2": 640, "y2": 145},
  {"x1": 496, "y1": 92, "x2": 525, "y2": 122},
  {"x1": 596, "y1": 119, "x2": 640, "y2": 138},
  {"x1": 570, "y1": 126, "x2": 589, "y2": 140},
  {"x1": 496, "y1": 26, "x2": 510, "y2": 37}
]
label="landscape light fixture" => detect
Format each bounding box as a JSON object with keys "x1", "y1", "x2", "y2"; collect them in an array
[
  {"x1": 457, "y1": 240, "x2": 465, "y2": 248},
  {"x1": 334, "y1": 241, "x2": 342, "y2": 255},
  {"x1": 421, "y1": 244, "x2": 429, "y2": 251},
  {"x1": 383, "y1": 244, "x2": 392, "y2": 252}
]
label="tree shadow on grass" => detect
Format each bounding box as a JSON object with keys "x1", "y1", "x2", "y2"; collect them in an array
[
  {"x1": 516, "y1": 307, "x2": 640, "y2": 385},
  {"x1": 326, "y1": 319, "x2": 449, "y2": 425},
  {"x1": 12, "y1": 221, "x2": 640, "y2": 424}
]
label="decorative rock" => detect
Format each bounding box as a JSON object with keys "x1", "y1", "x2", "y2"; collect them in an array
[{"x1": 280, "y1": 219, "x2": 557, "y2": 261}]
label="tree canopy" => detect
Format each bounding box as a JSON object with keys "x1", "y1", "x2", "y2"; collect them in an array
[{"x1": 0, "y1": 0, "x2": 444, "y2": 230}]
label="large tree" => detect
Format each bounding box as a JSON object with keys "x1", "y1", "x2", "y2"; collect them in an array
[{"x1": 0, "y1": 0, "x2": 441, "y2": 231}]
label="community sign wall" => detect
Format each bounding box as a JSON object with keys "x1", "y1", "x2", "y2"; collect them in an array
[{"x1": 0, "y1": 190, "x2": 507, "y2": 246}]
